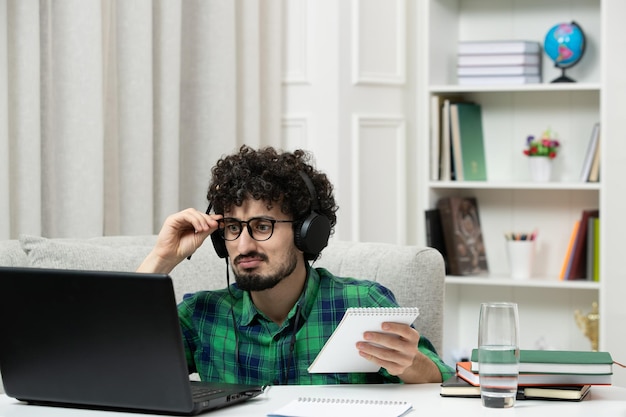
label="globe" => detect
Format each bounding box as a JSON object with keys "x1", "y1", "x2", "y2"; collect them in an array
[{"x1": 544, "y1": 21, "x2": 586, "y2": 83}]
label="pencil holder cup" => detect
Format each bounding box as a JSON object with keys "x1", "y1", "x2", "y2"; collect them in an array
[{"x1": 506, "y1": 240, "x2": 535, "y2": 279}]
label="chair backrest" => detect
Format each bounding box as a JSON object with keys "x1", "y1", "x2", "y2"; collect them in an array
[{"x1": 4, "y1": 235, "x2": 446, "y2": 354}]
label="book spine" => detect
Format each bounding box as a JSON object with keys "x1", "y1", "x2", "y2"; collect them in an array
[
  {"x1": 437, "y1": 198, "x2": 461, "y2": 275},
  {"x1": 457, "y1": 54, "x2": 540, "y2": 66},
  {"x1": 579, "y1": 123, "x2": 600, "y2": 182},
  {"x1": 457, "y1": 75, "x2": 541, "y2": 85},
  {"x1": 559, "y1": 220, "x2": 580, "y2": 280},
  {"x1": 424, "y1": 208, "x2": 449, "y2": 274},
  {"x1": 593, "y1": 217, "x2": 600, "y2": 281},
  {"x1": 440, "y1": 99, "x2": 452, "y2": 181},
  {"x1": 588, "y1": 131, "x2": 601, "y2": 182},
  {"x1": 457, "y1": 65, "x2": 540, "y2": 76},
  {"x1": 458, "y1": 41, "x2": 541, "y2": 55},
  {"x1": 449, "y1": 103, "x2": 464, "y2": 181},
  {"x1": 586, "y1": 216, "x2": 596, "y2": 281},
  {"x1": 569, "y1": 210, "x2": 600, "y2": 279},
  {"x1": 430, "y1": 94, "x2": 442, "y2": 181}
]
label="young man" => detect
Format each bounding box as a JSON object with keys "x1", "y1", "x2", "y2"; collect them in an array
[{"x1": 138, "y1": 145, "x2": 453, "y2": 385}]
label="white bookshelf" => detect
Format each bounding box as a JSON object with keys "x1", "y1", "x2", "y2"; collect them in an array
[{"x1": 415, "y1": 0, "x2": 621, "y2": 370}]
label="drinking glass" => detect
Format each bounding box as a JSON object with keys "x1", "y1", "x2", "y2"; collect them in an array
[{"x1": 478, "y1": 302, "x2": 520, "y2": 408}]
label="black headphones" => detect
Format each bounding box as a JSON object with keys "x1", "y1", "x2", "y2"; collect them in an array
[{"x1": 209, "y1": 171, "x2": 331, "y2": 260}]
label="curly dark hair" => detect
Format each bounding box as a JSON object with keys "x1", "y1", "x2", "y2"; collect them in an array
[{"x1": 207, "y1": 145, "x2": 338, "y2": 232}]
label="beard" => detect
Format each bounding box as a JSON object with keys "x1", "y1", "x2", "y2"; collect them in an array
[{"x1": 232, "y1": 248, "x2": 299, "y2": 291}]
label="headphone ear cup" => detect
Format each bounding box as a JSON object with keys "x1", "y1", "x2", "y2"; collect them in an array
[
  {"x1": 294, "y1": 211, "x2": 331, "y2": 258},
  {"x1": 211, "y1": 231, "x2": 229, "y2": 258}
]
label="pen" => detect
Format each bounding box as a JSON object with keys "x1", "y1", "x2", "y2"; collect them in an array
[{"x1": 505, "y1": 231, "x2": 538, "y2": 241}]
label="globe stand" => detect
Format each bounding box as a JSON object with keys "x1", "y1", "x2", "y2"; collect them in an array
[{"x1": 551, "y1": 67, "x2": 576, "y2": 83}]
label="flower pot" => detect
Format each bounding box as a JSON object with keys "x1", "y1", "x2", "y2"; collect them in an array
[{"x1": 529, "y1": 157, "x2": 552, "y2": 182}]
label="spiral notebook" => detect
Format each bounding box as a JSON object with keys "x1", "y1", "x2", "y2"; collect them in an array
[
  {"x1": 268, "y1": 397, "x2": 413, "y2": 417},
  {"x1": 308, "y1": 307, "x2": 420, "y2": 373}
]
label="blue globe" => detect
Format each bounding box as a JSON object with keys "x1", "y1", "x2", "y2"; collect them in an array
[{"x1": 544, "y1": 21, "x2": 585, "y2": 69}]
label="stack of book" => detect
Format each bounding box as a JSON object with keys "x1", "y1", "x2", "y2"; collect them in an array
[
  {"x1": 457, "y1": 40, "x2": 542, "y2": 85},
  {"x1": 441, "y1": 349, "x2": 613, "y2": 401}
]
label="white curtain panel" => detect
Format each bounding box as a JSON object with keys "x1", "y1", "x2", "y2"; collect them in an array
[{"x1": 0, "y1": 0, "x2": 283, "y2": 239}]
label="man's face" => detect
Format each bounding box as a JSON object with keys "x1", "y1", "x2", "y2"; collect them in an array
[{"x1": 224, "y1": 199, "x2": 301, "y2": 291}]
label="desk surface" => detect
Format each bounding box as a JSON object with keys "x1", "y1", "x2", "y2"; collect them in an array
[{"x1": 1, "y1": 384, "x2": 625, "y2": 417}]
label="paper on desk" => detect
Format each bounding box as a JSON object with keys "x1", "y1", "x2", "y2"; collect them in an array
[{"x1": 267, "y1": 397, "x2": 413, "y2": 417}]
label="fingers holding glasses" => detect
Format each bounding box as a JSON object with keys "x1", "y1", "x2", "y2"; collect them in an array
[
  {"x1": 191, "y1": 209, "x2": 223, "y2": 235},
  {"x1": 160, "y1": 209, "x2": 222, "y2": 257}
]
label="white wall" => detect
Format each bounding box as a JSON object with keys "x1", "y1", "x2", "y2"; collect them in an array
[{"x1": 281, "y1": 0, "x2": 415, "y2": 245}]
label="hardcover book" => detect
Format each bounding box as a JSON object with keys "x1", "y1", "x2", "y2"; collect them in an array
[
  {"x1": 457, "y1": 65, "x2": 540, "y2": 77},
  {"x1": 456, "y1": 361, "x2": 611, "y2": 387},
  {"x1": 469, "y1": 349, "x2": 614, "y2": 375},
  {"x1": 440, "y1": 375, "x2": 591, "y2": 401},
  {"x1": 424, "y1": 208, "x2": 450, "y2": 274},
  {"x1": 588, "y1": 131, "x2": 601, "y2": 182},
  {"x1": 457, "y1": 53, "x2": 540, "y2": 67},
  {"x1": 457, "y1": 40, "x2": 541, "y2": 55},
  {"x1": 579, "y1": 123, "x2": 600, "y2": 182},
  {"x1": 439, "y1": 98, "x2": 453, "y2": 181},
  {"x1": 436, "y1": 197, "x2": 488, "y2": 276},
  {"x1": 458, "y1": 75, "x2": 541, "y2": 85},
  {"x1": 559, "y1": 220, "x2": 580, "y2": 280},
  {"x1": 592, "y1": 217, "x2": 600, "y2": 281},
  {"x1": 450, "y1": 102, "x2": 487, "y2": 181},
  {"x1": 430, "y1": 94, "x2": 442, "y2": 181}
]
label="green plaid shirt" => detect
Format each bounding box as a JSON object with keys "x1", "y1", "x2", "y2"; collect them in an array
[{"x1": 178, "y1": 267, "x2": 454, "y2": 385}]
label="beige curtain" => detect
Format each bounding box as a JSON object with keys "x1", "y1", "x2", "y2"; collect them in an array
[{"x1": 0, "y1": 0, "x2": 283, "y2": 239}]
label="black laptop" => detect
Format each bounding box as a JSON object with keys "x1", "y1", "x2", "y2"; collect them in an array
[{"x1": 0, "y1": 266, "x2": 264, "y2": 415}]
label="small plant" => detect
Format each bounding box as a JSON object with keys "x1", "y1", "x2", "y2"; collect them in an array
[{"x1": 523, "y1": 128, "x2": 560, "y2": 159}]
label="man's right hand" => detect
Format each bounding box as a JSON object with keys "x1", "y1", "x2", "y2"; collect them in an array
[{"x1": 136, "y1": 208, "x2": 223, "y2": 274}]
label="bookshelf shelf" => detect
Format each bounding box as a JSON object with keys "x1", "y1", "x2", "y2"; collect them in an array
[
  {"x1": 428, "y1": 181, "x2": 600, "y2": 191},
  {"x1": 445, "y1": 276, "x2": 600, "y2": 290},
  {"x1": 430, "y1": 83, "x2": 601, "y2": 94}
]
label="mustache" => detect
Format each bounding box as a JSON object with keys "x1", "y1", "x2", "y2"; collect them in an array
[{"x1": 233, "y1": 251, "x2": 268, "y2": 264}]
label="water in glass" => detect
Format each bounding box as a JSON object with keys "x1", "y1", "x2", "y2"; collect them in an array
[{"x1": 479, "y1": 345, "x2": 520, "y2": 408}]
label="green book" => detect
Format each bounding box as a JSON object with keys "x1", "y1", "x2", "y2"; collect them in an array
[
  {"x1": 586, "y1": 216, "x2": 595, "y2": 280},
  {"x1": 453, "y1": 102, "x2": 487, "y2": 181},
  {"x1": 593, "y1": 217, "x2": 600, "y2": 281},
  {"x1": 470, "y1": 349, "x2": 613, "y2": 375}
]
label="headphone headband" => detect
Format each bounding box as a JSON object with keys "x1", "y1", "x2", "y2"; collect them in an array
[{"x1": 298, "y1": 171, "x2": 320, "y2": 211}]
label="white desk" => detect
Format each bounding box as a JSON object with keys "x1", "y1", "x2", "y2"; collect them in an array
[{"x1": 1, "y1": 384, "x2": 625, "y2": 417}]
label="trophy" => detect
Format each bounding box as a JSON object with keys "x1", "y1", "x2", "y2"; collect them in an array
[{"x1": 574, "y1": 302, "x2": 599, "y2": 351}]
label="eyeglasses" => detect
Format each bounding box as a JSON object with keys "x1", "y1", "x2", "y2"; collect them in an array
[{"x1": 218, "y1": 217, "x2": 296, "y2": 241}]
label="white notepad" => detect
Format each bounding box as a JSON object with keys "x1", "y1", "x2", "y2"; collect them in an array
[
  {"x1": 307, "y1": 307, "x2": 420, "y2": 373},
  {"x1": 268, "y1": 397, "x2": 413, "y2": 417}
]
